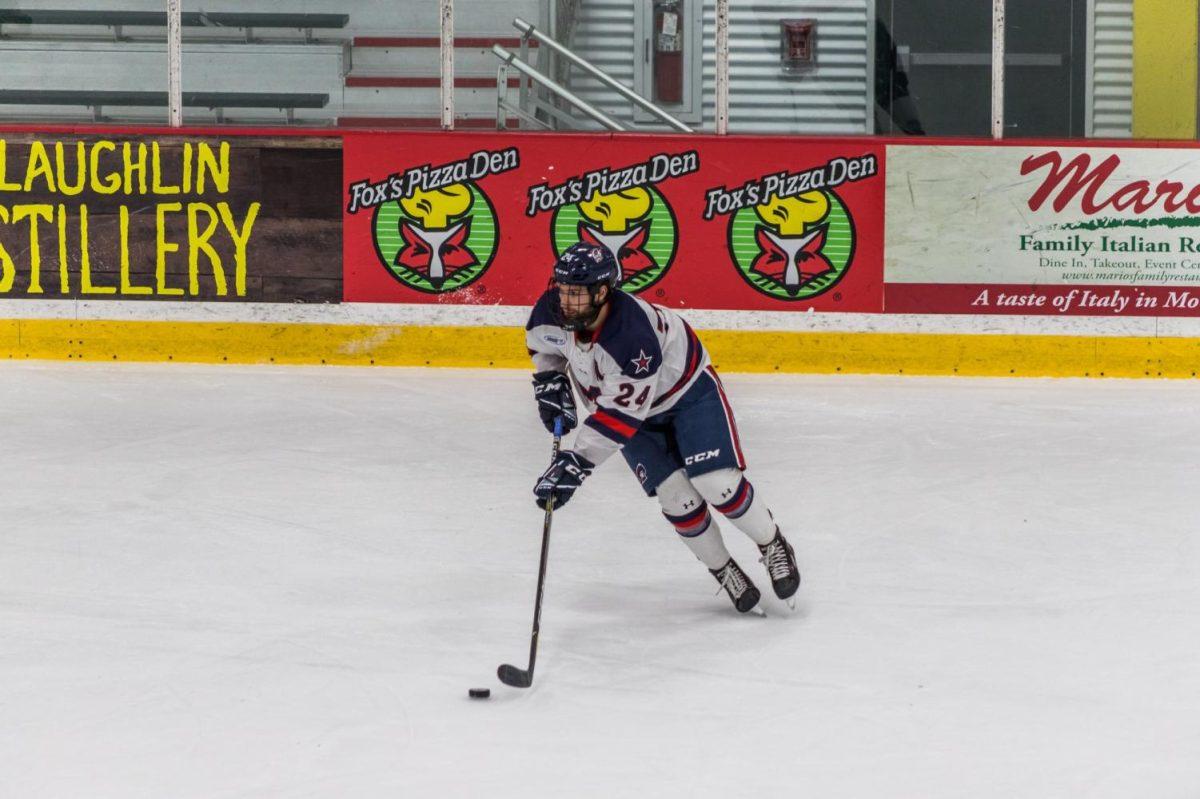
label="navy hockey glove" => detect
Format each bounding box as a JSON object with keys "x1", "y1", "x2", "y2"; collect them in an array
[
  {"x1": 532, "y1": 370, "x2": 578, "y2": 434},
  {"x1": 533, "y1": 451, "x2": 594, "y2": 510}
]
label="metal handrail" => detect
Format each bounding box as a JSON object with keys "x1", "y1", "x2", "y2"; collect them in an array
[
  {"x1": 510, "y1": 16, "x2": 693, "y2": 133},
  {"x1": 496, "y1": 63, "x2": 554, "y2": 130},
  {"x1": 492, "y1": 44, "x2": 627, "y2": 131}
]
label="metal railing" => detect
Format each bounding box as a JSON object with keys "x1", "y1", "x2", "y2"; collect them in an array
[
  {"x1": 551, "y1": 0, "x2": 582, "y2": 88},
  {"x1": 494, "y1": 15, "x2": 693, "y2": 133},
  {"x1": 494, "y1": 45, "x2": 624, "y2": 131}
]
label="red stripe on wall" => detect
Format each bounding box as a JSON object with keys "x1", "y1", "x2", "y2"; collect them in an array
[
  {"x1": 336, "y1": 116, "x2": 504, "y2": 129},
  {"x1": 353, "y1": 36, "x2": 537, "y2": 48},
  {"x1": 345, "y1": 76, "x2": 519, "y2": 89}
]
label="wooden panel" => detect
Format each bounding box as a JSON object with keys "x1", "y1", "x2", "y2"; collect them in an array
[{"x1": 0, "y1": 134, "x2": 342, "y2": 302}]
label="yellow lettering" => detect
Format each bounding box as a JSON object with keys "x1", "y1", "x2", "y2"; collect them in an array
[
  {"x1": 151, "y1": 142, "x2": 180, "y2": 195},
  {"x1": 123, "y1": 141, "x2": 148, "y2": 195},
  {"x1": 54, "y1": 142, "x2": 86, "y2": 196},
  {"x1": 57, "y1": 204, "x2": 69, "y2": 293},
  {"x1": 12, "y1": 204, "x2": 52, "y2": 294},
  {"x1": 24, "y1": 142, "x2": 56, "y2": 193},
  {"x1": 89, "y1": 141, "x2": 120, "y2": 194},
  {"x1": 217, "y1": 202, "x2": 258, "y2": 297},
  {"x1": 0, "y1": 206, "x2": 14, "y2": 291},
  {"x1": 0, "y1": 141, "x2": 23, "y2": 191},
  {"x1": 79, "y1": 205, "x2": 115, "y2": 294},
  {"x1": 187, "y1": 202, "x2": 223, "y2": 295},
  {"x1": 156, "y1": 202, "x2": 183, "y2": 295},
  {"x1": 119, "y1": 206, "x2": 152, "y2": 295},
  {"x1": 197, "y1": 142, "x2": 230, "y2": 195},
  {"x1": 182, "y1": 142, "x2": 193, "y2": 194}
]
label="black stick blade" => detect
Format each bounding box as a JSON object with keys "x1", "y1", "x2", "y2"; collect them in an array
[{"x1": 497, "y1": 663, "x2": 533, "y2": 688}]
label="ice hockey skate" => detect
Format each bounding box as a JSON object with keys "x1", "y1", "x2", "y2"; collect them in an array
[
  {"x1": 758, "y1": 528, "x2": 801, "y2": 609},
  {"x1": 710, "y1": 558, "x2": 763, "y2": 614}
]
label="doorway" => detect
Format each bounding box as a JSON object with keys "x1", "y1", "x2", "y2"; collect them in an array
[{"x1": 876, "y1": 0, "x2": 1087, "y2": 137}]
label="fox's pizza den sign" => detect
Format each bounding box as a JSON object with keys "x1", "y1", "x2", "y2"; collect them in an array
[{"x1": 342, "y1": 132, "x2": 885, "y2": 313}]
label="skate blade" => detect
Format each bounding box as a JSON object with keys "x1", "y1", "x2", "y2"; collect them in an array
[
  {"x1": 785, "y1": 597, "x2": 796, "y2": 611},
  {"x1": 747, "y1": 604, "x2": 767, "y2": 617}
]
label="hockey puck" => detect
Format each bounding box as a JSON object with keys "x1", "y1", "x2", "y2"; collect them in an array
[{"x1": 468, "y1": 688, "x2": 491, "y2": 699}]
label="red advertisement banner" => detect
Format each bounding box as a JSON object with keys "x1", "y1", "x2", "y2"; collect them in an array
[
  {"x1": 342, "y1": 131, "x2": 884, "y2": 312},
  {"x1": 886, "y1": 283, "x2": 1200, "y2": 316}
]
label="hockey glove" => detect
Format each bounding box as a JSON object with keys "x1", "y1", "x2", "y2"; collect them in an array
[
  {"x1": 533, "y1": 451, "x2": 594, "y2": 510},
  {"x1": 532, "y1": 370, "x2": 578, "y2": 434}
]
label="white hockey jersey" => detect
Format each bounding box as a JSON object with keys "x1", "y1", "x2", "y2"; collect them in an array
[{"x1": 525, "y1": 289, "x2": 711, "y2": 467}]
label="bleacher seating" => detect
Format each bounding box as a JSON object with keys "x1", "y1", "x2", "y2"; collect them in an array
[
  {"x1": 0, "y1": 9, "x2": 349, "y2": 42},
  {"x1": 0, "y1": 1, "x2": 542, "y2": 128},
  {"x1": 0, "y1": 38, "x2": 344, "y2": 124},
  {"x1": 0, "y1": 89, "x2": 329, "y2": 123}
]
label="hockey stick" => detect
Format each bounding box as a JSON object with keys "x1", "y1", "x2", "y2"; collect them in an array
[{"x1": 498, "y1": 416, "x2": 563, "y2": 689}]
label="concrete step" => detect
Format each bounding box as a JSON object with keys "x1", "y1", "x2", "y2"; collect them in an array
[
  {"x1": 343, "y1": 84, "x2": 499, "y2": 114},
  {"x1": 336, "y1": 114, "x2": 513, "y2": 129},
  {"x1": 345, "y1": 73, "x2": 518, "y2": 89},
  {"x1": 351, "y1": 34, "x2": 536, "y2": 73}
]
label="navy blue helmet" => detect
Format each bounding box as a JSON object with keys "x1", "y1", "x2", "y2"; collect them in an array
[
  {"x1": 548, "y1": 243, "x2": 619, "y2": 331},
  {"x1": 553, "y1": 243, "x2": 618, "y2": 288}
]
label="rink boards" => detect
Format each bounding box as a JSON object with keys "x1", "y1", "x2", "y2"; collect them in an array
[
  {"x1": 4, "y1": 301, "x2": 1200, "y2": 378},
  {"x1": 4, "y1": 125, "x2": 1200, "y2": 377}
]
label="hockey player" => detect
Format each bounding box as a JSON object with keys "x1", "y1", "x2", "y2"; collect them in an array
[{"x1": 525, "y1": 242, "x2": 801, "y2": 613}]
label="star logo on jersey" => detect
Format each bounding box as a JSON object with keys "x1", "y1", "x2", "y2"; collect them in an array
[
  {"x1": 371, "y1": 181, "x2": 499, "y2": 294},
  {"x1": 551, "y1": 185, "x2": 678, "y2": 295},
  {"x1": 727, "y1": 189, "x2": 856, "y2": 301},
  {"x1": 631, "y1": 350, "x2": 654, "y2": 374}
]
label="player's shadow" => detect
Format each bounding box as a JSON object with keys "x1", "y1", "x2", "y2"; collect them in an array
[{"x1": 543, "y1": 577, "x2": 810, "y2": 692}]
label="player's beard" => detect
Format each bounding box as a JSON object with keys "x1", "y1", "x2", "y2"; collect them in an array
[
  {"x1": 550, "y1": 284, "x2": 605, "y2": 331},
  {"x1": 559, "y1": 302, "x2": 601, "y2": 331}
]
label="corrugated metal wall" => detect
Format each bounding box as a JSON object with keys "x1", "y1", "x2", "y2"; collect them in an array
[
  {"x1": 1089, "y1": 0, "x2": 1133, "y2": 138},
  {"x1": 568, "y1": 0, "x2": 637, "y2": 128},
  {"x1": 569, "y1": 0, "x2": 873, "y2": 134}
]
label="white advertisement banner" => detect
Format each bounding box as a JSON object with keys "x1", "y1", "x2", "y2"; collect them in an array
[{"x1": 885, "y1": 144, "x2": 1200, "y2": 316}]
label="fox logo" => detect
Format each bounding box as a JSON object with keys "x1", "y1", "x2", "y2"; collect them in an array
[
  {"x1": 551, "y1": 184, "x2": 678, "y2": 295},
  {"x1": 372, "y1": 181, "x2": 498, "y2": 294},
  {"x1": 727, "y1": 188, "x2": 856, "y2": 302}
]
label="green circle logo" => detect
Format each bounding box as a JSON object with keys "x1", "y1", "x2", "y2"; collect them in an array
[
  {"x1": 728, "y1": 190, "x2": 856, "y2": 301},
  {"x1": 371, "y1": 182, "x2": 498, "y2": 294},
  {"x1": 551, "y1": 186, "x2": 677, "y2": 294}
]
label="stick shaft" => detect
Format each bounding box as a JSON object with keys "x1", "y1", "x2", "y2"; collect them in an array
[{"x1": 524, "y1": 425, "x2": 561, "y2": 679}]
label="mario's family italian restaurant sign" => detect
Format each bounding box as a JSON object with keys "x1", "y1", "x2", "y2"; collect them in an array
[{"x1": 886, "y1": 144, "x2": 1200, "y2": 316}]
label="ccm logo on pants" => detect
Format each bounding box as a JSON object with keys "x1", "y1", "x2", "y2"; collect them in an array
[{"x1": 684, "y1": 449, "x2": 721, "y2": 465}]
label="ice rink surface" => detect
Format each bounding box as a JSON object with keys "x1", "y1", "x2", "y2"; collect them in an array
[{"x1": 2, "y1": 362, "x2": 1198, "y2": 798}]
